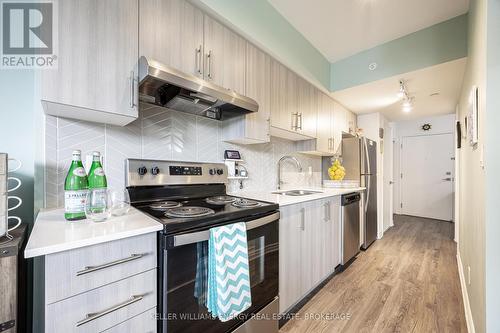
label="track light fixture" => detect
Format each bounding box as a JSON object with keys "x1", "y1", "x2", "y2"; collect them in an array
[{"x1": 398, "y1": 80, "x2": 413, "y2": 112}]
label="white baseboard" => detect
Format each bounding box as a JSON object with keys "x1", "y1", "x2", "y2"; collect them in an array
[{"x1": 457, "y1": 250, "x2": 475, "y2": 333}]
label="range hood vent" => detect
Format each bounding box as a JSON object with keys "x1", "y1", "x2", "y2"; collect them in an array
[{"x1": 138, "y1": 56, "x2": 258, "y2": 120}]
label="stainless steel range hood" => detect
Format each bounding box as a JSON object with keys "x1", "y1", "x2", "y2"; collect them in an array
[{"x1": 138, "y1": 56, "x2": 258, "y2": 120}]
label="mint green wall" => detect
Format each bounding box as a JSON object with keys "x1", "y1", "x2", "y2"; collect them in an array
[
  {"x1": 193, "y1": 0, "x2": 331, "y2": 89},
  {"x1": 0, "y1": 70, "x2": 35, "y2": 226},
  {"x1": 331, "y1": 14, "x2": 468, "y2": 91}
]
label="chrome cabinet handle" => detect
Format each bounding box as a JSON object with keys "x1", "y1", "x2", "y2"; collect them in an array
[
  {"x1": 300, "y1": 208, "x2": 305, "y2": 231},
  {"x1": 207, "y1": 50, "x2": 213, "y2": 79},
  {"x1": 76, "y1": 253, "x2": 145, "y2": 276},
  {"x1": 442, "y1": 178, "x2": 452, "y2": 181},
  {"x1": 129, "y1": 71, "x2": 135, "y2": 108},
  {"x1": 297, "y1": 113, "x2": 303, "y2": 130},
  {"x1": 76, "y1": 295, "x2": 144, "y2": 327},
  {"x1": 196, "y1": 45, "x2": 202, "y2": 75},
  {"x1": 291, "y1": 113, "x2": 297, "y2": 130}
]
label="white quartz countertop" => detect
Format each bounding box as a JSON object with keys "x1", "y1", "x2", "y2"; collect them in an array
[
  {"x1": 24, "y1": 207, "x2": 163, "y2": 258},
  {"x1": 230, "y1": 187, "x2": 365, "y2": 206}
]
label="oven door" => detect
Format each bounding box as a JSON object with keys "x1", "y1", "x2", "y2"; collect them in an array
[{"x1": 160, "y1": 211, "x2": 280, "y2": 333}]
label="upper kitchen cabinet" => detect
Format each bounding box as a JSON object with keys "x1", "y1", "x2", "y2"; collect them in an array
[
  {"x1": 270, "y1": 60, "x2": 314, "y2": 141},
  {"x1": 222, "y1": 43, "x2": 271, "y2": 144},
  {"x1": 203, "y1": 15, "x2": 246, "y2": 94},
  {"x1": 300, "y1": 92, "x2": 335, "y2": 156},
  {"x1": 139, "y1": 0, "x2": 204, "y2": 78},
  {"x1": 332, "y1": 101, "x2": 348, "y2": 154},
  {"x1": 41, "y1": 0, "x2": 139, "y2": 126},
  {"x1": 297, "y1": 77, "x2": 317, "y2": 138}
]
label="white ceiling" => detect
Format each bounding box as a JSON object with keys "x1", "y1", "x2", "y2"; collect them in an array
[
  {"x1": 268, "y1": 0, "x2": 469, "y2": 62},
  {"x1": 331, "y1": 58, "x2": 467, "y2": 121}
]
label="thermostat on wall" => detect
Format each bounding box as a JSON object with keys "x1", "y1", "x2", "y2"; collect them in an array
[{"x1": 224, "y1": 150, "x2": 241, "y2": 160}]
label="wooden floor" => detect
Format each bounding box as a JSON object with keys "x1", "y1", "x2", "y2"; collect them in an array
[{"x1": 280, "y1": 215, "x2": 467, "y2": 333}]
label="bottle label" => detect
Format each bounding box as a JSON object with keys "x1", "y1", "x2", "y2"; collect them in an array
[
  {"x1": 73, "y1": 167, "x2": 87, "y2": 177},
  {"x1": 65, "y1": 190, "x2": 88, "y2": 213},
  {"x1": 94, "y1": 167, "x2": 105, "y2": 177}
]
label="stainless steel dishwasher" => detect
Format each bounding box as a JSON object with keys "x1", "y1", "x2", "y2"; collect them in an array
[{"x1": 341, "y1": 192, "x2": 361, "y2": 266}]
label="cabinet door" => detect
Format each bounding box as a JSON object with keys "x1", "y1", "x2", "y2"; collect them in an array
[
  {"x1": 297, "y1": 79, "x2": 317, "y2": 138},
  {"x1": 330, "y1": 197, "x2": 342, "y2": 268},
  {"x1": 332, "y1": 101, "x2": 347, "y2": 154},
  {"x1": 316, "y1": 93, "x2": 333, "y2": 153},
  {"x1": 204, "y1": 15, "x2": 246, "y2": 94},
  {"x1": 42, "y1": 0, "x2": 138, "y2": 119},
  {"x1": 139, "y1": 0, "x2": 204, "y2": 77},
  {"x1": 323, "y1": 197, "x2": 341, "y2": 273},
  {"x1": 279, "y1": 204, "x2": 303, "y2": 313},
  {"x1": 270, "y1": 60, "x2": 288, "y2": 130},
  {"x1": 270, "y1": 61, "x2": 299, "y2": 132},
  {"x1": 244, "y1": 43, "x2": 271, "y2": 142}
]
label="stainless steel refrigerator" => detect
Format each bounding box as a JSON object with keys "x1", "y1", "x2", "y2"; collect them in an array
[{"x1": 342, "y1": 136, "x2": 377, "y2": 250}]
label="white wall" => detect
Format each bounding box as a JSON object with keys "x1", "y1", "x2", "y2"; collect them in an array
[
  {"x1": 357, "y1": 112, "x2": 385, "y2": 238},
  {"x1": 43, "y1": 105, "x2": 323, "y2": 209},
  {"x1": 392, "y1": 114, "x2": 456, "y2": 214},
  {"x1": 382, "y1": 119, "x2": 394, "y2": 231},
  {"x1": 457, "y1": 0, "x2": 487, "y2": 331},
  {"x1": 485, "y1": 0, "x2": 500, "y2": 330}
]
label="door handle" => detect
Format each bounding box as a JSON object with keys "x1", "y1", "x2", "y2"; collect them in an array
[
  {"x1": 324, "y1": 203, "x2": 331, "y2": 222},
  {"x1": 291, "y1": 113, "x2": 298, "y2": 130},
  {"x1": 76, "y1": 295, "x2": 144, "y2": 327},
  {"x1": 442, "y1": 178, "x2": 452, "y2": 181},
  {"x1": 129, "y1": 71, "x2": 135, "y2": 108},
  {"x1": 76, "y1": 253, "x2": 145, "y2": 276},
  {"x1": 300, "y1": 208, "x2": 305, "y2": 231},
  {"x1": 196, "y1": 45, "x2": 202, "y2": 75},
  {"x1": 206, "y1": 50, "x2": 213, "y2": 79}
]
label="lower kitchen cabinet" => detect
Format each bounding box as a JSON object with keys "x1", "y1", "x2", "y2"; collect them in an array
[
  {"x1": 42, "y1": 233, "x2": 158, "y2": 333},
  {"x1": 279, "y1": 197, "x2": 341, "y2": 313}
]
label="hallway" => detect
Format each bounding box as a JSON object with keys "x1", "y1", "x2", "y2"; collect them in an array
[{"x1": 281, "y1": 215, "x2": 467, "y2": 332}]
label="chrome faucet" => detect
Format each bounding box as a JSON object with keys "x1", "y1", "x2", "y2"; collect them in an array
[{"x1": 277, "y1": 156, "x2": 303, "y2": 190}]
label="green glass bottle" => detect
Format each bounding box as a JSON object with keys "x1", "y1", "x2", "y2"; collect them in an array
[
  {"x1": 88, "y1": 151, "x2": 107, "y2": 189},
  {"x1": 88, "y1": 151, "x2": 108, "y2": 212},
  {"x1": 64, "y1": 150, "x2": 89, "y2": 221}
]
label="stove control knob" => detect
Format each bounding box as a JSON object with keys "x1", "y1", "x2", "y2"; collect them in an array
[
  {"x1": 209, "y1": 168, "x2": 216, "y2": 175},
  {"x1": 216, "y1": 169, "x2": 224, "y2": 175},
  {"x1": 151, "y1": 167, "x2": 160, "y2": 175},
  {"x1": 138, "y1": 166, "x2": 148, "y2": 176}
]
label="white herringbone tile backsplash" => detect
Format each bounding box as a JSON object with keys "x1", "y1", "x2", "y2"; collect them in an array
[{"x1": 44, "y1": 107, "x2": 322, "y2": 208}]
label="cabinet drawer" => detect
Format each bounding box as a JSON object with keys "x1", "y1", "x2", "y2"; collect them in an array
[
  {"x1": 45, "y1": 233, "x2": 157, "y2": 304},
  {"x1": 102, "y1": 307, "x2": 156, "y2": 333},
  {"x1": 45, "y1": 269, "x2": 156, "y2": 333}
]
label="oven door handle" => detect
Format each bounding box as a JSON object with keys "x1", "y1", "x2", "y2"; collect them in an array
[{"x1": 171, "y1": 212, "x2": 280, "y2": 247}]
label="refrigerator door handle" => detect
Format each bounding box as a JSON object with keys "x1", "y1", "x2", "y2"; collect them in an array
[
  {"x1": 364, "y1": 175, "x2": 370, "y2": 213},
  {"x1": 363, "y1": 137, "x2": 371, "y2": 175}
]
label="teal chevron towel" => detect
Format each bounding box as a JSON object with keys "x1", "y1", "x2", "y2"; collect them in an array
[{"x1": 207, "y1": 222, "x2": 252, "y2": 322}]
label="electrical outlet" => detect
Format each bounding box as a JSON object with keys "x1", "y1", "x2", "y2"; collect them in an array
[{"x1": 467, "y1": 265, "x2": 471, "y2": 285}]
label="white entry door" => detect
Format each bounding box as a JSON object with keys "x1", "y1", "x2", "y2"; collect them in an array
[{"x1": 401, "y1": 133, "x2": 454, "y2": 221}]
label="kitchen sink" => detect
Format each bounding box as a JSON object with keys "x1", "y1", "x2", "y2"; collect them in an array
[{"x1": 272, "y1": 190, "x2": 323, "y2": 196}]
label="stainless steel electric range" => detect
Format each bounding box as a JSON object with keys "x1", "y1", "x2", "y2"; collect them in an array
[{"x1": 126, "y1": 159, "x2": 280, "y2": 333}]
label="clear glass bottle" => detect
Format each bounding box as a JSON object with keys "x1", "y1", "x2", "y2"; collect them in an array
[{"x1": 64, "y1": 150, "x2": 89, "y2": 221}]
